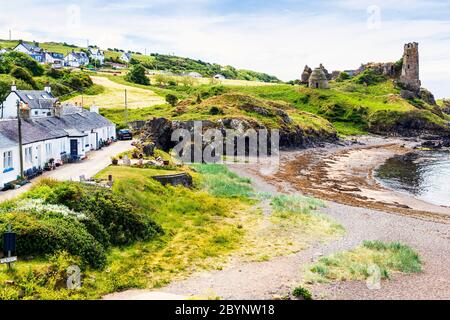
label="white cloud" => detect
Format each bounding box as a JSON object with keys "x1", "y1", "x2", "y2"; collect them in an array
[{"x1": 0, "y1": 0, "x2": 449, "y2": 97}]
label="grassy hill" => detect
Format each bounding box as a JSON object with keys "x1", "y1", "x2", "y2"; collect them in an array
[
  {"x1": 99, "y1": 72, "x2": 449, "y2": 136},
  {"x1": 0, "y1": 39, "x2": 280, "y2": 83}
]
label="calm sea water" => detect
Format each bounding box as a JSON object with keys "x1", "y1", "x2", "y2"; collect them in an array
[{"x1": 375, "y1": 151, "x2": 450, "y2": 207}]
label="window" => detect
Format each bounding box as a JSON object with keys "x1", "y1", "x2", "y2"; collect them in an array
[
  {"x1": 27, "y1": 95, "x2": 34, "y2": 100},
  {"x1": 45, "y1": 143, "x2": 52, "y2": 158},
  {"x1": 25, "y1": 147, "x2": 33, "y2": 164},
  {"x1": 3, "y1": 151, "x2": 13, "y2": 169}
]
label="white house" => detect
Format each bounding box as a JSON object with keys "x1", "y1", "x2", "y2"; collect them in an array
[
  {"x1": 214, "y1": 74, "x2": 226, "y2": 80},
  {"x1": 121, "y1": 52, "x2": 132, "y2": 63},
  {"x1": 64, "y1": 51, "x2": 89, "y2": 68},
  {"x1": 0, "y1": 132, "x2": 20, "y2": 188},
  {"x1": 0, "y1": 48, "x2": 8, "y2": 55},
  {"x1": 1, "y1": 84, "x2": 56, "y2": 119},
  {"x1": 13, "y1": 41, "x2": 42, "y2": 55},
  {"x1": 0, "y1": 88, "x2": 116, "y2": 190},
  {"x1": 44, "y1": 52, "x2": 65, "y2": 68},
  {"x1": 89, "y1": 48, "x2": 105, "y2": 65}
]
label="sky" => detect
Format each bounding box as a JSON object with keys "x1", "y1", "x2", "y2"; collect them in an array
[{"x1": 0, "y1": 0, "x2": 449, "y2": 97}]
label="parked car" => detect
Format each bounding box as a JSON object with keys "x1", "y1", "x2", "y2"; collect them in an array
[{"x1": 117, "y1": 129, "x2": 133, "y2": 140}]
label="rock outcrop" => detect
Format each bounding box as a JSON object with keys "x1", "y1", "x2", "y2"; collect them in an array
[{"x1": 141, "y1": 116, "x2": 338, "y2": 154}]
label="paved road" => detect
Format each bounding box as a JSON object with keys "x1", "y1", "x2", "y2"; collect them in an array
[{"x1": 0, "y1": 140, "x2": 133, "y2": 203}]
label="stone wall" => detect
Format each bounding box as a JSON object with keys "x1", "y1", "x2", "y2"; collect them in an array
[{"x1": 152, "y1": 173, "x2": 193, "y2": 187}]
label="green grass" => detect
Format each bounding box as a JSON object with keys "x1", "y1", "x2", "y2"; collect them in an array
[
  {"x1": 190, "y1": 164, "x2": 253, "y2": 199},
  {"x1": 305, "y1": 241, "x2": 422, "y2": 284}
]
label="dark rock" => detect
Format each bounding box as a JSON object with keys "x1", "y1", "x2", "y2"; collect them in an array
[
  {"x1": 400, "y1": 89, "x2": 417, "y2": 100},
  {"x1": 421, "y1": 140, "x2": 442, "y2": 149},
  {"x1": 419, "y1": 88, "x2": 437, "y2": 105},
  {"x1": 143, "y1": 143, "x2": 155, "y2": 157}
]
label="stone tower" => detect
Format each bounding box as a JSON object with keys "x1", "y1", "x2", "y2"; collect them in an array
[
  {"x1": 309, "y1": 67, "x2": 329, "y2": 89},
  {"x1": 400, "y1": 42, "x2": 421, "y2": 92}
]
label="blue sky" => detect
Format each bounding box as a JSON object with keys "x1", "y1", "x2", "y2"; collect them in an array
[{"x1": 1, "y1": 0, "x2": 449, "y2": 97}]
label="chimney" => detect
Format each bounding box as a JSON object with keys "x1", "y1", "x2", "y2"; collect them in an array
[
  {"x1": 44, "y1": 83, "x2": 51, "y2": 94},
  {"x1": 54, "y1": 102, "x2": 62, "y2": 118},
  {"x1": 90, "y1": 106, "x2": 99, "y2": 114},
  {"x1": 11, "y1": 81, "x2": 16, "y2": 92}
]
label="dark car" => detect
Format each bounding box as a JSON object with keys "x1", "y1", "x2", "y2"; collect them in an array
[{"x1": 117, "y1": 129, "x2": 133, "y2": 140}]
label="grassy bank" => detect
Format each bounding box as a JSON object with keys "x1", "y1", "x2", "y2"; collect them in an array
[
  {"x1": 305, "y1": 241, "x2": 422, "y2": 284},
  {"x1": 0, "y1": 161, "x2": 345, "y2": 300}
]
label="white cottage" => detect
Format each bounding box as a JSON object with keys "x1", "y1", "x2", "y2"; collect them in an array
[
  {"x1": 0, "y1": 88, "x2": 117, "y2": 190},
  {"x1": 1, "y1": 84, "x2": 56, "y2": 119},
  {"x1": 89, "y1": 48, "x2": 105, "y2": 65},
  {"x1": 65, "y1": 51, "x2": 89, "y2": 68}
]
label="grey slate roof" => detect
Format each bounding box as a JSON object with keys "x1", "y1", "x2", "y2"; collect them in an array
[
  {"x1": 0, "y1": 118, "x2": 65, "y2": 145},
  {"x1": 17, "y1": 42, "x2": 42, "y2": 53},
  {"x1": 15, "y1": 90, "x2": 57, "y2": 110},
  {"x1": 0, "y1": 110, "x2": 113, "y2": 145},
  {"x1": 0, "y1": 132, "x2": 16, "y2": 149}
]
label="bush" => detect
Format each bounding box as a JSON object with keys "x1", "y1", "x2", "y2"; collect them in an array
[
  {"x1": 61, "y1": 72, "x2": 93, "y2": 91},
  {"x1": 0, "y1": 212, "x2": 107, "y2": 269},
  {"x1": 165, "y1": 94, "x2": 178, "y2": 107},
  {"x1": 353, "y1": 69, "x2": 386, "y2": 86},
  {"x1": 336, "y1": 72, "x2": 350, "y2": 82},
  {"x1": 2, "y1": 51, "x2": 44, "y2": 76},
  {"x1": 125, "y1": 64, "x2": 149, "y2": 85},
  {"x1": 10, "y1": 66, "x2": 36, "y2": 88},
  {"x1": 209, "y1": 106, "x2": 223, "y2": 115},
  {"x1": 41, "y1": 182, "x2": 163, "y2": 246},
  {"x1": 292, "y1": 286, "x2": 312, "y2": 300}
]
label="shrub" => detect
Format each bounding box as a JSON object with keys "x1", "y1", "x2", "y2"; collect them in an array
[
  {"x1": 165, "y1": 94, "x2": 179, "y2": 107},
  {"x1": 125, "y1": 64, "x2": 149, "y2": 85},
  {"x1": 353, "y1": 69, "x2": 386, "y2": 86},
  {"x1": 292, "y1": 286, "x2": 312, "y2": 300},
  {"x1": 10, "y1": 66, "x2": 36, "y2": 88},
  {"x1": 41, "y1": 182, "x2": 163, "y2": 245},
  {"x1": 336, "y1": 72, "x2": 350, "y2": 82},
  {"x1": 209, "y1": 106, "x2": 223, "y2": 115},
  {"x1": 0, "y1": 212, "x2": 106, "y2": 269},
  {"x1": 2, "y1": 51, "x2": 44, "y2": 76}
]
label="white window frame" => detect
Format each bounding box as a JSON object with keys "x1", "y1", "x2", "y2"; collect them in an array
[
  {"x1": 45, "y1": 142, "x2": 52, "y2": 158},
  {"x1": 3, "y1": 151, "x2": 13, "y2": 169},
  {"x1": 25, "y1": 147, "x2": 33, "y2": 164}
]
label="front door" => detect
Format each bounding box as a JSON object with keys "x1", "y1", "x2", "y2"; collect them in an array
[
  {"x1": 36, "y1": 145, "x2": 41, "y2": 168},
  {"x1": 70, "y1": 139, "x2": 78, "y2": 156}
]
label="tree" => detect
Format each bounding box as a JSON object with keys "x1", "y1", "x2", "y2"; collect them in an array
[
  {"x1": 125, "y1": 64, "x2": 150, "y2": 85},
  {"x1": 165, "y1": 94, "x2": 178, "y2": 107}
]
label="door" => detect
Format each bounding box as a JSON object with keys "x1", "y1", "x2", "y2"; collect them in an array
[
  {"x1": 70, "y1": 139, "x2": 78, "y2": 156},
  {"x1": 36, "y1": 145, "x2": 41, "y2": 168}
]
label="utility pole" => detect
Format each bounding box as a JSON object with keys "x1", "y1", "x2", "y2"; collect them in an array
[
  {"x1": 16, "y1": 101, "x2": 24, "y2": 179},
  {"x1": 124, "y1": 89, "x2": 128, "y2": 126},
  {"x1": 9, "y1": 30, "x2": 11, "y2": 41}
]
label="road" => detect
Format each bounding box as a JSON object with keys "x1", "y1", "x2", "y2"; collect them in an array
[{"x1": 0, "y1": 140, "x2": 134, "y2": 203}]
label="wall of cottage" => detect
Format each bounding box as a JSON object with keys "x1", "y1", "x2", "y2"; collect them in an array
[
  {"x1": 1, "y1": 92, "x2": 20, "y2": 119},
  {"x1": 0, "y1": 146, "x2": 20, "y2": 189}
]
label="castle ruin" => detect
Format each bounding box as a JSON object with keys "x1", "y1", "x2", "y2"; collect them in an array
[{"x1": 399, "y1": 42, "x2": 421, "y2": 92}]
